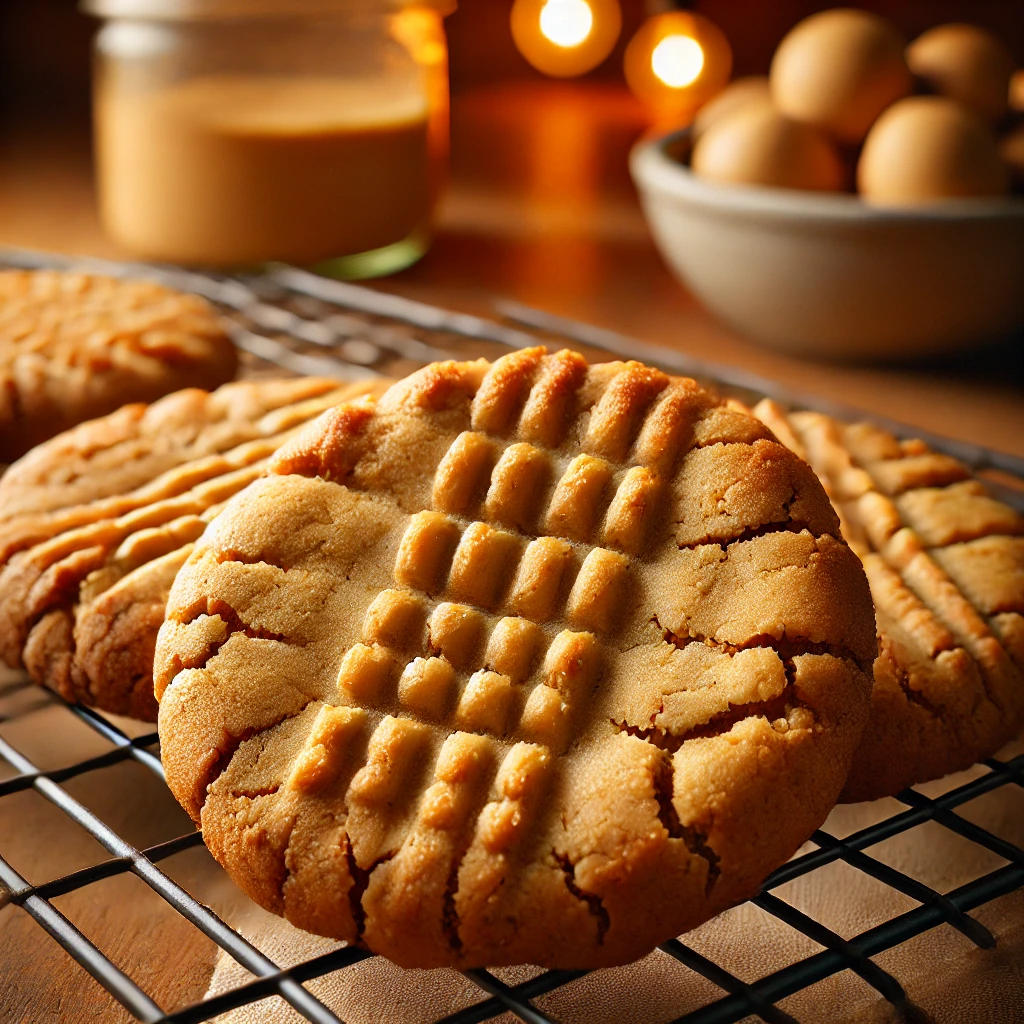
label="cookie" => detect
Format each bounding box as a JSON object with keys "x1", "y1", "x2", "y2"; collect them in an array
[
  {"x1": 753, "y1": 399, "x2": 1024, "y2": 802},
  {"x1": 0, "y1": 377, "x2": 348, "y2": 557},
  {"x1": 0, "y1": 379, "x2": 372, "y2": 570},
  {"x1": 0, "y1": 379, "x2": 389, "y2": 721},
  {"x1": 70, "y1": 546, "x2": 198, "y2": 721},
  {"x1": 0, "y1": 270, "x2": 239, "y2": 461},
  {"x1": 154, "y1": 350, "x2": 875, "y2": 968}
]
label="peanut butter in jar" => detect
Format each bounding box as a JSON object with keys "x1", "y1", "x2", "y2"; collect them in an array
[{"x1": 87, "y1": 1, "x2": 452, "y2": 276}]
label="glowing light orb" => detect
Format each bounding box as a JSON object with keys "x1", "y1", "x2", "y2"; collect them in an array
[
  {"x1": 539, "y1": 0, "x2": 593, "y2": 49},
  {"x1": 624, "y1": 11, "x2": 732, "y2": 120},
  {"x1": 511, "y1": 0, "x2": 621, "y2": 78},
  {"x1": 651, "y1": 34, "x2": 705, "y2": 89}
]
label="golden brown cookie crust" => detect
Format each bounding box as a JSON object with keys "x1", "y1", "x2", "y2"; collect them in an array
[
  {"x1": 0, "y1": 378, "x2": 388, "y2": 721},
  {"x1": 0, "y1": 377, "x2": 345, "y2": 550},
  {"x1": 0, "y1": 270, "x2": 240, "y2": 461},
  {"x1": 753, "y1": 399, "x2": 1024, "y2": 802},
  {"x1": 155, "y1": 351, "x2": 874, "y2": 968}
]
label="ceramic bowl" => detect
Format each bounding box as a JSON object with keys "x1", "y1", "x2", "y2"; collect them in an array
[{"x1": 630, "y1": 130, "x2": 1024, "y2": 360}]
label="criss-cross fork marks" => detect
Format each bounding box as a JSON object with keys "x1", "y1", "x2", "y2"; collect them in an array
[
  {"x1": 287, "y1": 704, "x2": 553, "y2": 859},
  {"x1": 393, "y1": 511, "x2": 631, "y2": 637},
  {"x1": 281, "y1": 357, "x2": 695, "y2": 909},
  {"x1": 337, "y1": 589, "x2": 601, "y2": 755},
  {"x1": 327, "y1": 356, "x2": 693, "y2": 756},
  {"x1": 430, "y1": 350, "x2": 693, "y2": 558},
  {"x1": 779, "y1": 406, "x2": 1023, "y2": 701},
  {"x1": 272, "y1": 353, "x2": 792, "y2": 951},
  {"x1": 431, "y1": 432, "x2": 664, "y2": 558}
]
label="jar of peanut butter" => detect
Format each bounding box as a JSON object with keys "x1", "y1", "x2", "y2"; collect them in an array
[{"x1": 85, "y1": 0, "x2": 453, "y2": 276}]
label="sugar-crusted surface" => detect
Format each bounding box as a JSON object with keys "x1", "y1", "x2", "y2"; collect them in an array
[
  {"x1": 754, "y1": 399, "x2": 1024, "y2": 802},
  {"x1": 0, "y1": 377, "x2": 345, "y2": 542},
  {"x1": 0, "y1": 270, "x2": 239, "y2": 461},
  {"x1": 0, "y1": 378, "x2": 387, "y2": 721},
  {"x1": 155, "y1": 351, "x2": 874, "y2": 969}
]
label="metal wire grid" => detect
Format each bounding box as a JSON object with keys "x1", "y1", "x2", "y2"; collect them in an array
[
  {"x1": 2, "y1": 677, "x2": 1022, "y2": 1024},
  {"x1": 1, "y1": 246, "x2": 1023, "y2": 1024},
  {"x1": 4, "y1": 246, "x2": 1023, "y2": 504}
]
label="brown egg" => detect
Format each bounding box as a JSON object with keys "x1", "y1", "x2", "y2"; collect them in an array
[
  {"x1": 692, "y1": 101, "x2": 845, "y2": 192},
  {"x1": 770, "y1": 8, "x2": 912, "y2": 144},
  {"x1": 693, "y1": 77, "x2": 771, "y2": 141},
  {"x1": 907, "y1": 23, "x2": 1015, "y2": 122},
  {"x1": 858, "y1": 96, "x2": 1009, "y2": 204}
]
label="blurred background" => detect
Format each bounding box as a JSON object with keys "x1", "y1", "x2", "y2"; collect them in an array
[
  {"x1": 1, "y1": 0, "x2": 1022, "y2": 449},
  {"x1": 3, "y1": 1, "x2": 1022, "y2": 124}
]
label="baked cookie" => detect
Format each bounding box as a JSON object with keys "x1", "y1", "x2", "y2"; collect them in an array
[
  {"x1": 72, "y1": 544, "x2": 200, "y2": 721},
  {"x1": 0, "y1": 378, "x2": 356, "y2": 573},
  {"x1": 0, "y1": 379, "x2": 388, "y2": 721},
  {"x1": 0, "y1": 270, "x2": 239, "y2": 461},
  {"x1": 754, "y1": 400, "x2": 1024, "y2": 802},
  {"x1": 154, "y1": 350, "x2": 875, "y2": 968}
]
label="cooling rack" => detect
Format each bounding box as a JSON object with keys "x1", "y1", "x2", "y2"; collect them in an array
[{"x1": 1, "y1": 246, "x2": 1023, "y2": 1024}]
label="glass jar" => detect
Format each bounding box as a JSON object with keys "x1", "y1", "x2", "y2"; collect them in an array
[{"x1": 84, "y1": 0, "x2": 453, "y2": 277}]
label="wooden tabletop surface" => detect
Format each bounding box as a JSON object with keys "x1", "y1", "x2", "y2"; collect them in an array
[{"x1": 1, "y1": 81, "x2": 1022, "y2": 458}]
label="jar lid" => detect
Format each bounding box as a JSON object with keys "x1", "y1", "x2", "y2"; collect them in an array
[{"x1": 83, "y1": 0, "x2": 455, "y2": 18}]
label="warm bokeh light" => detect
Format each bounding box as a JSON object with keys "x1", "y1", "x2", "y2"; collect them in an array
[
  {"x1": 651, "y1": 35, "x2": 704, "y2": 89},
  {"x1": 511, "y1": 0, "x2": 621, "y2": 78},
  {"x1": 391, "y1": 7, "x2": 448, "y2": 68},
  {"x1": 539, "y1": 0, "x2": 593, "y2": 49},
  {"x1": 390, "y1": 7, "x2": 450, "y2": 201},
  {"x1": 624, "y1": 12, "x2": 732, "y2": 122}
]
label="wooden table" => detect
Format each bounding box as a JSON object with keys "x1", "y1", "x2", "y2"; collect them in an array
[{"x1": 1, "y1": 81, "x2": 1021, "y2": 456}]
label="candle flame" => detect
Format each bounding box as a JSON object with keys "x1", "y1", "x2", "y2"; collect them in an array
[
  {"x1": 651, "y1": 34, "x2": 705, "y2": 89},
  {"x1": 539, "y1": 0, "x2": 594, "y2": 49}
]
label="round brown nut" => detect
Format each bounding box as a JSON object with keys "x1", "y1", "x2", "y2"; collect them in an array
[{"x1": 858, "y1": 96, "x2": 1008, "y2": 204}]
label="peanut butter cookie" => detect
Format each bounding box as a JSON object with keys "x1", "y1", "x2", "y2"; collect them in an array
[
  {"x1": 0, "y1": 270, "x2": 239, "y2": 460},
  {"x1": 155, "y1": 351, "x2": 875, "y2": 968},
  {"x1": 754, "y1": 400, "x2": 1024, "y2": 802},
  {"x1": 0, "y1": 379, "x2": 388, "y2": 721},
  {"x1": 0, "y1": 377, "x2": 342, "y2": 526}
]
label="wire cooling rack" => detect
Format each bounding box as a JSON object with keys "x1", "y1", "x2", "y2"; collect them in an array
[{"x1": 1, "y1": 246, "x2": 1023, "y2": 1024}]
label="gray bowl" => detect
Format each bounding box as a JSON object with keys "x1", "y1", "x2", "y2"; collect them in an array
[{"x1": 630, "y1": 130, "x2": 1024, "y2": 360}]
